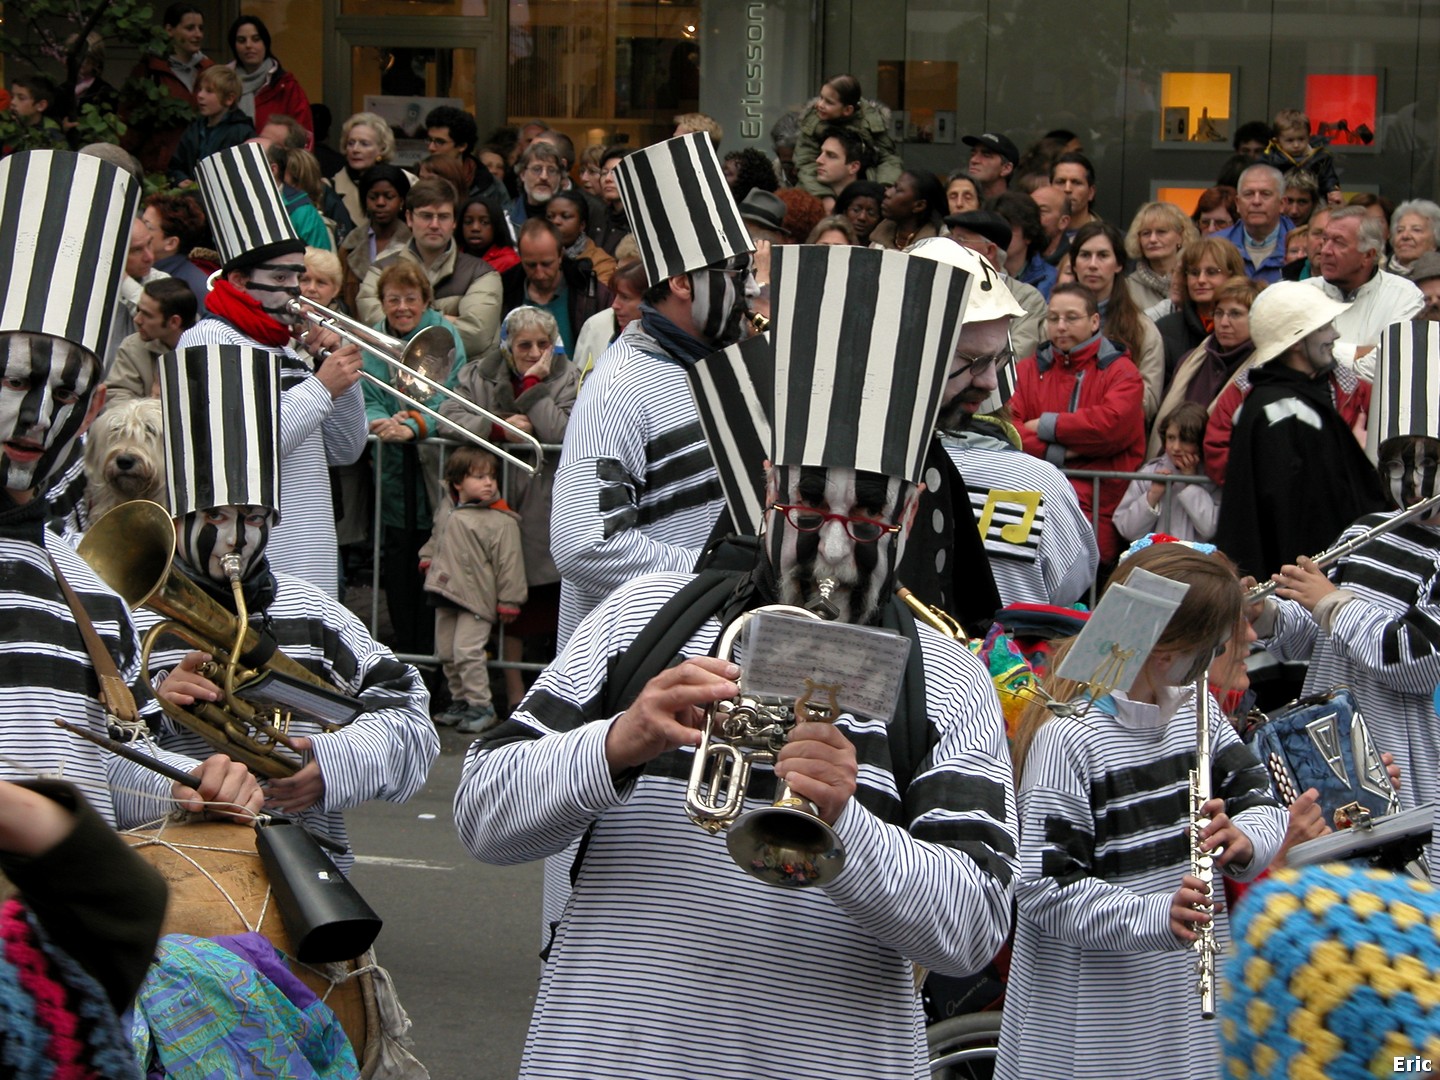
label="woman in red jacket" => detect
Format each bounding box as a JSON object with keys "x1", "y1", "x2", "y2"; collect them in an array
[
  {"x1": 227, "y1": 15, "x2": 313, "y2": 146},
  {"x1": 1010, "y1": 282, "x2": 1147, "y2": 566}
]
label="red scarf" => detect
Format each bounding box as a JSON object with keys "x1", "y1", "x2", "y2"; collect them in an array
[{"x1": 206, "y1": 279, "x2": 293, "y2": 347}]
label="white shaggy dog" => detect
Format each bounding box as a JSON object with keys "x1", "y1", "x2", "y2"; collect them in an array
[{"x1": 83, "y1": 398, "x2": 166, "y2": 522}]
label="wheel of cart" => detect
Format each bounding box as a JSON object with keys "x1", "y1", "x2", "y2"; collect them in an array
[{"x1": 927, "y1": 1011, "x2": 1001, "y2": 1079}]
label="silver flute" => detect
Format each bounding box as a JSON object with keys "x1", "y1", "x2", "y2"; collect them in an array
[{"x1": 1190, "y1": 678, "x2": 1221, "y2": 1019}]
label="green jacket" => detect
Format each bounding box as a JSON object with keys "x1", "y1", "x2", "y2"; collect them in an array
[
  {"x1": 362, "y1": 306, "x2": 466, "y2": 530},
  {"x1": 794, "y1": 98, "x2": 904, "y2": 200}
]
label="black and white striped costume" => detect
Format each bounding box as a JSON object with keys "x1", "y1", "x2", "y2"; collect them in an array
[
  {"x1": 1259, "y1": 510, "x2": 1440, "y2": 881},
  {"x1": 550, "y1": 326, "x2": 724, "y2": 646},
  {"x1": 136, "y1": 570, "x2": 437, "y2": 872},
  {"x1": 938, "y1": 428, "x2": 1098, "y2": 607},
  {"x1": 456, "y1": 571, "x2": 1018, "y2": 1080},
  {"x1": 176, "y1": 321, "x2": 366, "y2": 598},
  {"x1": 995, "y1": 687, "x2": 1286, "y2": 1080},
  {"x1": 0, "y1": 534, "x2": 200, "y2": 827}
]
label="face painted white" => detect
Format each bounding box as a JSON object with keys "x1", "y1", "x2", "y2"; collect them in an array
[
  {"x1": 241, "y1": 254, "x2": 305, "y2": 325},
  {"x1": 177, "y1": 505, "x2": 276, "y2": 582},
  {"x1": 0, "y1": 333, "x2": 100, "y2": 496},
  {"x1": 690, "y1": 253, "x2": 754, "y2": 347},
  {"x1": 1380, "y1": 437, "x2": 1440, "y2": 519},
  {"x1": 766, "y1": 464, "x2": 916, "y2": 625},
  {"x1": 1299, "y1": 322, "x2": 1339, "y2": 375}
]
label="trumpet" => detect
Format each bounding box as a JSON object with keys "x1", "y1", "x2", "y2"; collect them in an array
[
  {"x1": 684, "y1": 599, "x2": 847, "y2": 888},
  {"x1": 1247, "y1": 491, "x2": 1440, "y2": 601},
  {"x1": 286, "y1": 297, "x2": 542, "y2": 477},
  {"x1": 77, "y1": 501, "x2": 364, "y2": 779}
]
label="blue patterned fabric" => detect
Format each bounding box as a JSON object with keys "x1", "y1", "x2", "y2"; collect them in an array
[
  {"x1": 1223, "y1": 863, "x2": 1440, "y2": 1079},
  {"x1": 130, "y1": 934, "x2": 357, "y2": 1079}
]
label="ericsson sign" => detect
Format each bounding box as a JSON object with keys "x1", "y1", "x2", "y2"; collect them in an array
[{"x1": 740, "y1": 2, "x2": 765, "y2": 140}]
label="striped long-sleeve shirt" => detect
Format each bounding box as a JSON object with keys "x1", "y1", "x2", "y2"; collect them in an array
[
  {"x1": 939, "y1": 429, "x2": 1099, "y2": 607},
  {"x1": 1261, "y1": 510, "x2": 1440, "y2": 880},
  {"x1": 0, "y1": 534, "x2": 199, "y2": 827},
  {"x1": 136, "y1": 570, "x2": 437, "y2": 872},
  {"x1": 455, "y1": 571, "x2": 1018, "y2": 1080},
  {"x1": 549, "y1": 325, "x2": 724, "y2": 647},
  {"x1": 995, "y1": 687, "x2": 1286, "y2": 1080},
  {"x1": 176, "y1": 320, "x2": 367, "y2": 598}
]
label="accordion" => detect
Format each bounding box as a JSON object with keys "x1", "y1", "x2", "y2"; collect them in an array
[{"x1": 1243, "y1": 687, "x2": 1399, "y2": 827}]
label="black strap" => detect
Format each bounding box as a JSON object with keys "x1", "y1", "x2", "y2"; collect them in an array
[
  {"x1": 604, "y1": 569, "x2": 743, "y2": 715},
  {"x1": 880, "y1": 594, "x2": 930, "y2": 797}
]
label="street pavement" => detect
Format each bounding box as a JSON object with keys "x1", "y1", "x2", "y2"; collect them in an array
[{"x1": 346, "y1": 729, "x2": 544, "y2": 1080}]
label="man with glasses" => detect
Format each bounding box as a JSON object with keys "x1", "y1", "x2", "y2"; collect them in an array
[
  {"x1": 1009, "y1": 282, "x2": 1146, "y2": 568},
  {"x1": 356, "y1": 177, "x2": 502, "y2": 362},
  {"x1": 455, "y1": 244, "x2": 1017, "y2": 1079},
  {"x1": 509, "y1": 140, "x2": 567, "y2": 229},
  {"x1": 908, "y1": 238, "x2": 1098, "y2": 608},
  {"x1": 424, "y1": 104, "x2": 506, "y2": 205}
]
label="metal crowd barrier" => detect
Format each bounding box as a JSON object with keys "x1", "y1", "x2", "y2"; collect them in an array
[{"x1": 360, "y1": 436, "x2": 1213, "y2": 671}]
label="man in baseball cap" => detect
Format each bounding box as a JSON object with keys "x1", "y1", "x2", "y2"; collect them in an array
[{"x1": 963, "y1": 131, "x2": 1019, "y2": 199}]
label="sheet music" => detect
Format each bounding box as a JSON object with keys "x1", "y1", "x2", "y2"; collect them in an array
[
  {"x1": 1056, "y1": 568, "x2": 1188, "y2": 693},
  {"x1": 741, "y1": 611, "x2": 911, "y2": 722}
]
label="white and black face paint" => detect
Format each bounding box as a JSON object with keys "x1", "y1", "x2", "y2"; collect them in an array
[
  {"x1": 1380, "y1": 436, "x2": 1440, "y2": 519},
  {"x1": 766, "y1": 464, "x2": 912, "y2": 626},
  {"x1": 242, "y1": 256, "x2": 305, "y2": 325},
  {"x1": 177, "y1": 505, "x2": 275, "y2": 583},
  {"x1": 0, "y1": 333, "x2": 99, "y2": 495},
  {"x1": 691, "y1": 253, "x2": 756, "y2": 347}
]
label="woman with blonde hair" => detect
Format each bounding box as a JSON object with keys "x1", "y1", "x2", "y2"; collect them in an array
[
  {"x1": 1153, "y1": 237, "x2": 1246, "y2": 377},
  {"x1": 1123, "y1": 202, "x2": 1199, "y2": 311},
  {"x1": 327, "y1": 111, "x2": 415, "y2": 228}
]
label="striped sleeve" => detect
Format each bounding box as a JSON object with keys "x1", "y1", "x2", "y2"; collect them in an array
[
  {"x1": 1014, "y1": 720, "x2": 1179, "y2": 954},
  {"x1": 1211, "y1": 719, "x2": 1286, "y2": 881},
  {"x1": 1257, "y1": 596, "x2": 1320, "y2": 664},
  {"x1": 321, "y1": 382, "x2": 367, "y2": 467},
  {"x1": 824, "y1": 642, "x2": 1017, "y2": 976},
  {"x1": 278, "y1": 372, "x2": 335, "y2": 458}
]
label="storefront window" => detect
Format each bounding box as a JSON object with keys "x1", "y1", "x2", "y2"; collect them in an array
[
  {"x1": 342, "y1": 0, "x2": 488, "y2": 14},
  {"x1": 351, "y1": 47, "x2": 479, "y2": 165},
  {"x1": 508, "y1": 0, "x2": 700, "y2": 147}
]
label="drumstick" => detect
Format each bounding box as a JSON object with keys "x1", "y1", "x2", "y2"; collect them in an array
[{"x1": 52, "y1": 718, "x2": 347, "y2": 855}]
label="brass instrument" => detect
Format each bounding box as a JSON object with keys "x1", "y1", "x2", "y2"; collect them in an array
[
  {"x1": 897, "y1": 587, "x2": 966, "y2": 642},
  {"x1": 77, "y1": 501, "x2": 363, "y2": 779},
  {"x1": 1247, "y1": 491, "x2": 1440, "y2": 601},
  {"x1": 286, "y1": 297, "x2": 543, "y2": 477},
  {"x1": 684, "y1": 600, "x2": 848, "y2": 888},
  {"x1": 748, "y1": 310, "x2": 770, "y2": 334},
  {"x1": 1189, "y1": 678, "x2": 1220, "y2": 1019}
]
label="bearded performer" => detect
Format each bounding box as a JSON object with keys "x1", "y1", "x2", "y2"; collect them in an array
[
  {"x1": 139, "y1": 343, "x2": 438, "y2": 871},
  {"x1": 456, "y1": 244, "x2": 1017, "y2": 1080},
  {"x1": 1254, "y1": 320, "x2": 1440, "y2": 882},
  {"x1": 549, "y1": 131, "x2": 757, "y2": 648},
  {"x1": 908, "y1": 237, "x2": 1099, "y2": 608},
  {"x1": 0, "y1": 149, "x2": 258, "y2": 825},
  {"x1": 181, "y1": 141, "x2": 366, "y2": 598}
]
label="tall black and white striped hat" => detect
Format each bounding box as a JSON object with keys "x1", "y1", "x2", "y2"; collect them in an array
[
  {"x1": 0, "y1": 150, "x2": 138, "y2": 363},
  {"x1": 195, "y1": 142, "x2": 303, "y2": 271},
  {"x1": 1367, "y1": 321, "x2": 1440, "y2": 457},
  {"x1": 769, "y1": 245, "x2": 971, "y2": 482},
  {"x1": 689, "y1": 333, "x2": 773, "y2": 537},
  {"x1": 160, "y1": 344, "x2": 281, "y2": 519},
  {"x1": 613, "y1": 132, "x2": 753, "y2": 284}
]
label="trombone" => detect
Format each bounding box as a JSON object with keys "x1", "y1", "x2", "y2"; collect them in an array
[{"x1": 287, "y1": 297, "x2": 542, "y2": 476}]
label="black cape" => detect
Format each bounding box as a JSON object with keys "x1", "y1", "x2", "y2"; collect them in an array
[{"x1": 1215, "y1": 364, "x2": 1385, "y2": 580}]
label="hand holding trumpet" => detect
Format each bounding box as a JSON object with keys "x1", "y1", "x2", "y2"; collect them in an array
[{"x1": 605, "y1": 657, "x2": 738, "y2": 776}]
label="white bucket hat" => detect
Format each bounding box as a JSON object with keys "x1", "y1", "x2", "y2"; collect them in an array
[
  {"x1": 907, "y1": 236, "x2": 1025, "y2": 322},
  {"x1": 1248, "y1": 280, "x2": 1350, "y2": 367}
]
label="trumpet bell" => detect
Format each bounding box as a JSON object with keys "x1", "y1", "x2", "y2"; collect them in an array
[{"x1": 726, "y1": 802, "x2": 846, "y2": 888}]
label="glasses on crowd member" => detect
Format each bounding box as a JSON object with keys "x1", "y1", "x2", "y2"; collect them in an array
[
  {"x1": 771, "y1": 504, "x2": 901, "y2": 542},
  {"x1": 412, "y1": 210, "x2": 454, "y2": 225},
  {"x1": 1186, "y1": 265, "x2": 1226, "y2": 279},
  {"x1": 1213, "y1": 306, "x2": 1249, "y2": 321},
  {"x1": 950, "y1": 346, "x2": 1015, "y2": 379},
  {"x1": 1044, "y1": 312, "x2": 1090, "y2": 325},
  {"x1": 1198, "y1": 214, "x2": 1232, "y2": 230},
  {"x1": 525, "y1": 164, "x2": 562, "y2": 178}
]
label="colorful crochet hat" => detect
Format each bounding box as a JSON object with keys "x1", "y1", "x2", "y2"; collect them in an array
[{"x1": 1222, "y1": 863, "x2": 1440, "y2": 1079}]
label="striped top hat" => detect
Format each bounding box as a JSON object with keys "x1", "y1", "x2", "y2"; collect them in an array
[
  {"x1": 1366, "y1": 320, "x2": 1440, "y2": 458},
  {"x1": 195, "y1": 142, "x2": 303, "y2": 271},
  {"x1": 613, "y1": 132, "x2": 753, "y2": 285},
  {"x1": 769, "y1": 245, "x2": 971, "y2": 482},
  {"x1": 0, "y1": 150, "x2": 138, "y2": 363},
  {"x1": 689, "y1": 333, "x2": 773, "y2": 537},
  {"x1": 160, "y1": 344, "x2": 282, "y2": 520}
]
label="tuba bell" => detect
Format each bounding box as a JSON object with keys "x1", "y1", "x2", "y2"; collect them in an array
[
  {"x1": 77, "y1": 501, "x2": 363, "y2": 778},
  {"x1": 684, "y1": 596, "x2": 848, "y2": 888}
]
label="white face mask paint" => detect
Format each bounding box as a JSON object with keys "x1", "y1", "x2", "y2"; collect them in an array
[
  {"x1": 177, "y1": 505, "x2": 275, "y2": 582},
  {"x1": 767, "y1": 464, "x2": 911, "y2": 626},
  {"x1": 690, "y1": 253, "x2": 755, "y2": 347},
  {"x1": 1380, "y1": 437, "x2": 1440, "y2": 518},
  {"x1": 1300, "y1": 322, "x2": 1339, "y2": 375},
  {"x1": 241, "y1": 255, "x2": 305, "y2": 325},
  {"x1": 0, "y1": 333, "x2": 99, "y2": 495}
]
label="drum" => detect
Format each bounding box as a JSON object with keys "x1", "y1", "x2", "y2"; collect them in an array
[{"x1": 122, "y1": 819, "x2": 380, "y2": 1077}]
